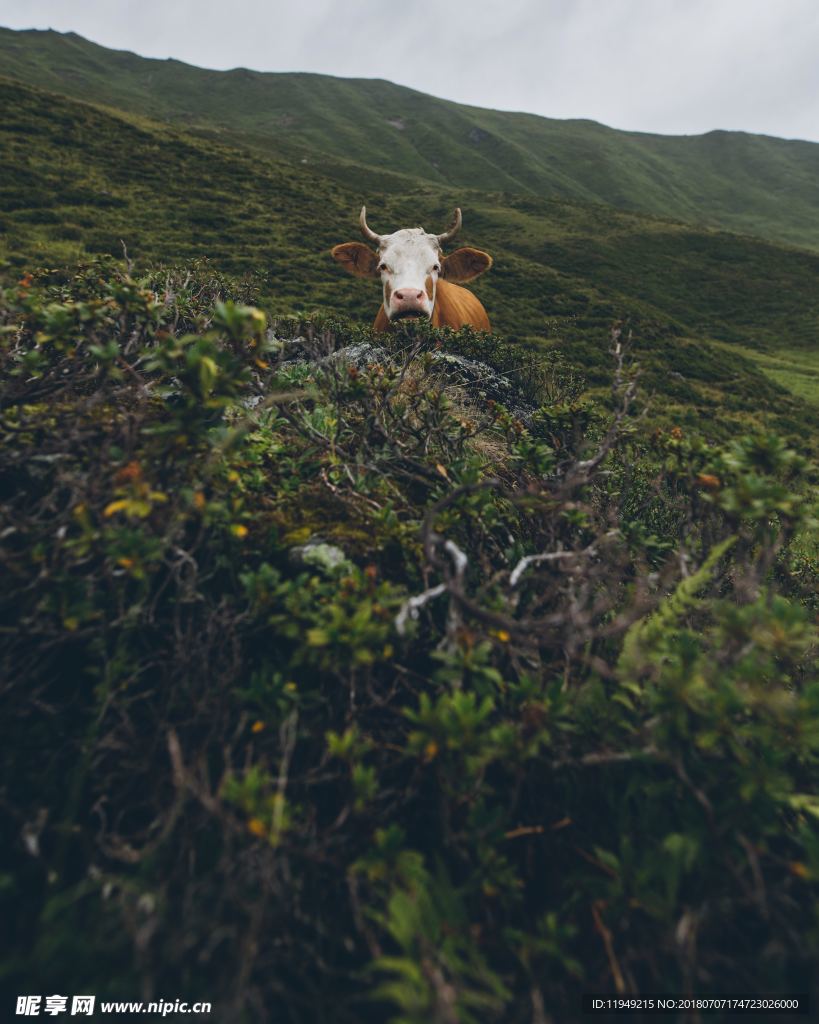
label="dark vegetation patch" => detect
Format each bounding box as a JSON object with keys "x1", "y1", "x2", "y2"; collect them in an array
[{"x1": 1, "y1": 261, "x2": 817, "y2": 1022}]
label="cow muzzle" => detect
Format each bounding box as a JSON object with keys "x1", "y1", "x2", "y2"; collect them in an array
[{"x1": 389, "y1": 289, "x2": 431, "y2": 320}]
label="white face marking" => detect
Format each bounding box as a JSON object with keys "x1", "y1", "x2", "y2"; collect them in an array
[{"x1": 377, "y1": 228, "x2": 441, "y2": 321}]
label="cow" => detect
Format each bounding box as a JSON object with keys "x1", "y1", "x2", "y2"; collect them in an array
[{"x1": 331, "y1": 207, "x2": 493, "y2": 331}]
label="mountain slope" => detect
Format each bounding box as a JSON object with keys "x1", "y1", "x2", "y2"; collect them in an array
[
  {"x1": 2, "y1": 26, "x2": 819, "y2": 252},
  {"x1": 2, "y1": 75, "x2": 817, "y2": 449}
]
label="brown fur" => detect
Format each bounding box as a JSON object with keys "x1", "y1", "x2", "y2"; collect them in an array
[
  {"x1": 331, "y1": 242, "x2": 378, "y2": 277},
  {"x1": 441, "y1": 247, "x2": 492, "y2": 283}
]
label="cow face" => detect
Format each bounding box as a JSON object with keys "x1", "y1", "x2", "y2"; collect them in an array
[
  {"x1": 332, "y1": 208, "x2": 492, "y2": 323},
  {"x1": 376, "y1": 227, "x2": 440, "y2": 321}
]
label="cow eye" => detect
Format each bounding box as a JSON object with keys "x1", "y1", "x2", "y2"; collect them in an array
[
  {"x1": 432, "y1": 263, "x2": 441, "y2": 273},
  {"x1": 378, "y1": 262, "x2": 388, "y2": 272}
]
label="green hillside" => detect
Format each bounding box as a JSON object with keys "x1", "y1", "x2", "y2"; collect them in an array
[
  {"x1": 3, "y1": 26, "x2": 819, "y2": 251},
  {"x1": 2, "y1": 32, "x2": 819, "y2": 1023},
  {"x1": 2, "y1": 75, "x2": 818, "y2": 448}
]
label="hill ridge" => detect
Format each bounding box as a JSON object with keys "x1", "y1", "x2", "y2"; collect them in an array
[
  {"x1": 3, "y1": 25, "x2": 819, "y2": 251},
  {"x1": 7, "y1": 27, "x2": 816, "y2": 145}
]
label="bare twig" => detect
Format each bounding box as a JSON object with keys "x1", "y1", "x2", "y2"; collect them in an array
[
  {"x1": 395, "y1": 583, "x2": 447, "y2": 636},
  {"x1": 120, "y1": 239, "x2": 133, "y2": 275},
  {"x1": 509, "y1": 541, "x2": 598, "y2": 588}
]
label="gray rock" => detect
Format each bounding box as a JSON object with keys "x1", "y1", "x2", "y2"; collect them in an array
[
  {"x1": 427, "y1": 352, "x2": 537, "y2": 423},
  {"x1": 326, "y1": 342, "x2": 391, "y2": 367},
  {"x1": 267, "y1": 332, "x2": 537, "y2": 423}
]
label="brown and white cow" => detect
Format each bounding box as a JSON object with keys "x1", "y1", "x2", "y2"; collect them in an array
[{"x1": 331, "y1": 207, "x2": 493, "y2": 331}]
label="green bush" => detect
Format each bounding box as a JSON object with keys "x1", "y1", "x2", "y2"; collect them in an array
[{"x1": 1, "y1": 259, "x2": 817, "y2": 1021}]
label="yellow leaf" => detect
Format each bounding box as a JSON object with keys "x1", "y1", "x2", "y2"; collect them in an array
[
  {"x1": 435, "y1": 463, "x2": 450, "y2": 480},
  {"x1": 251, "y1": 720, "x2": 266, "y2": 733},
  {"x1": 247, "y1": 818, "x2": 267, "y2": 838},
  {"x1": 231, "y1": 524, "x2": 248, "y2": 539},
  {"x1": 103, "y1": 499, "x2": 129, "y2": 517},
  {"x1": 283, "y1": 527, "x2": 311, "y2": 544},
  {"x1": 306, "y1": 628, "x2": 329, "y2": 647}
]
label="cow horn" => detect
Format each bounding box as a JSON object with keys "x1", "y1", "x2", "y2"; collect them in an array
[
  {"x1": 359, "y1": 206, "x2": 382, "y2": 245},
  {"x1": 437, "y1": 208, "x2": 462, "y2": 244}
]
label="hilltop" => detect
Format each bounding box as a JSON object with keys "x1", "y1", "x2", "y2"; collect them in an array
[{"x1": 3, "y1": 26, "x2": 819, "y2": 251}]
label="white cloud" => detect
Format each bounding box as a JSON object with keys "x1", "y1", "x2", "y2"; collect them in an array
[{"x1": 1, "y1": 0, "x2": 818, "y2": 141}]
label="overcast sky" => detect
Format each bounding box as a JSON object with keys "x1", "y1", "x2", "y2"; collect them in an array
[{"x1": 2, "y1": 0, "x2": 818, "y2": 142}]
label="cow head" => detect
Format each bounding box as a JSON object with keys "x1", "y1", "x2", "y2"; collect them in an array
[{"x1": 331, "y1": 207, "x2": 492, "y2": 322}]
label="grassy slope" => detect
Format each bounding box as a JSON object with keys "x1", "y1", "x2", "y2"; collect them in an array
[
  {"x1": 2, "y1": 26, "x2": 819, "y2": 252},
  {"x1": 1, "y1": 75, "x2": 818, "y2": 449}
]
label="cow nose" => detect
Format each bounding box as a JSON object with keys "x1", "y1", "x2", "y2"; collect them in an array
[{"x1": 393, "y1": 290, "x2": 424, "y2": 302}]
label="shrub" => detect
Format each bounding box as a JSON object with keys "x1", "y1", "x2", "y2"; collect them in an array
[{"x1": 0, "y1": 259, "x2": 817, "y2": 1021}]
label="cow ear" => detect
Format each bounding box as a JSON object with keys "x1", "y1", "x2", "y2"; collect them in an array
[
  {"x1": 440, "y1": 247, "x2": 493, "y2": 283},
  {"x1": 331, "y1": 242, "x2": 379, "y2": 278}
]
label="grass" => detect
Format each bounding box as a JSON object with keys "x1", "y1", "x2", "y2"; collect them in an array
[
  {"x1": 710, "y1": 338, "x2": 819, "y2": 408},
  {"x1": 2, "y1": 26, "x2": 819, "y2": 251}
]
